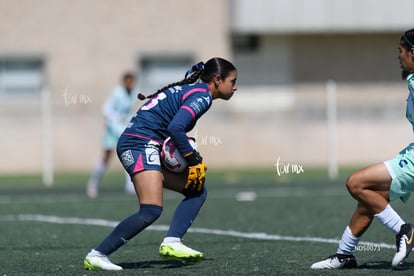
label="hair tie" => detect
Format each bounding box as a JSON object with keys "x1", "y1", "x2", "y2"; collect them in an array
[
  {"x1": 185, "y1": 62, "x2": 204, "y2": 79},
  {"x1": 137, "y1": 93, "x2": 148, "y2": 100}
]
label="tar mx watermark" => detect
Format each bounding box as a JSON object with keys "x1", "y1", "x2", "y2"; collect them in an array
[
  {"x1": 274, "y1": 156, "x2": 305, "y2": 176},
  {"x1": 193, "y1": 128, "x2": 222, "y2": 146},
  {"x1": 63, "y1": 87, "x2": 92, "y2": 106}
]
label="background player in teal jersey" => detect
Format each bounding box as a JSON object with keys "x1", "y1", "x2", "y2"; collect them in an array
[
  {"x1": 311, "y1": 28, "x2": 414, "y2": 269},
  {"x1": 84, "y1": 57, "x2": 237, "y2": 271},
  {"x1": 86, "y1": 72, "x2": 136, "y2": 198}
]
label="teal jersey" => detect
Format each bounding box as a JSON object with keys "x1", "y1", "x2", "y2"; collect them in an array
[
  {"x1": 384, "y1": 74, "x2": 414, "y2": 203},
  {"x1": 406, "y1": 73, "x2": 414, "y2": 131},
  {"x1": 102, "y1": 86, "x2": 135, "y2": 136}
]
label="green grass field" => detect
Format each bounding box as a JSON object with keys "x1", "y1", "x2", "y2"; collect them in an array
[{"x1": 2, "y1": 168, "x2": 414, "y2": 275}]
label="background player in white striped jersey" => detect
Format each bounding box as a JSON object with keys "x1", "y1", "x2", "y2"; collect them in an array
[
  {"x1": 86, "y1": 72, "x2": 136, "y2": 198},
  {"x1": 311, "y1": 28, "x2": 414, "y2": 269}
]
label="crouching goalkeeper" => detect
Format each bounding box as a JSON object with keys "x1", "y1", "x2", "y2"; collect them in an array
[{"x1": 83, "y1": 57, "x2": 238, "y2": 271}]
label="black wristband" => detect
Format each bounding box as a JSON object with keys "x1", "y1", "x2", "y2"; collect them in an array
[{"x1": 185, "y1": 150, "x2": 203, "y2": 166}]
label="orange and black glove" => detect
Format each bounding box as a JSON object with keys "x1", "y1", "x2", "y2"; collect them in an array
[{"x1": 184, "y1": 150, "x2": 207, "y2": 192}]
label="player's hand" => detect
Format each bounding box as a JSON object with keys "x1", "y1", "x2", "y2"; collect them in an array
[
  {"x1": 185, "y1": 162, "x2": 207, "y2": 192},
  {"x1": 183, "y1": 150, "x2": 206, "y2": 192}
]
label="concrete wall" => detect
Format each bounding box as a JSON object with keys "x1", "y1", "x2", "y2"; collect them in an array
[
  {"x1": 231, "y1": 0, "x2": 413, "y2": 33},
  {"x1": 0, "y1": 0, "x2": 412, "y2": 174},
  {"x1": 195, "y1": 82, "x2": 411, "y2": 170},
  {"x1": 0, "y1": 0, "x2": 231, "y2": 173}
]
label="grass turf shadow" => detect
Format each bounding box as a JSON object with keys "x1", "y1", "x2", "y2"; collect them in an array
[
  {"x1": 118, "y1": 258, "x2": 212, "y2": 270},
  {"x1": 359, "y1": 260, "x2": 414, "y2": 270}
]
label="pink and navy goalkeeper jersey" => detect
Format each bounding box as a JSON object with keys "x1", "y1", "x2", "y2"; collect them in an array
[{"x1": 123, "y1": 82, "x2": 212, "y2": 156}]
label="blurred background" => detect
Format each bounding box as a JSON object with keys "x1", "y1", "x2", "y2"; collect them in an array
[{"x1": 0, "y1": 0, "x2": 413, "y2": 182}]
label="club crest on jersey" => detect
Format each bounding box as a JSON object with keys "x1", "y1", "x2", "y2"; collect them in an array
[{"x1": 120, "y1": 150, "x2": 135, "y2": 168}]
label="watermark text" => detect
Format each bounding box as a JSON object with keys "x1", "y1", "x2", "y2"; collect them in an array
[
  {"x1": 354, "y1": 244, "x2": 381, "y2": 252},
  {"x1": 274, "y1": 156, "x2": 305, "y2": 176},
  {"x1": 63, "y1": 88, "x2": 92, "y2": 106},
  {"x1": 193, "y1": 128, "x2": 222, "y2": 146}
]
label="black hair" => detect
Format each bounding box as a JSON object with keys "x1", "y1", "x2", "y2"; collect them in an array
[
  {"x1": 122, "y1": 72, "x2": 135, "y2": 81},
  {"x1": 401, "y1": 29, "x2": 414, "y2": 50},
  {"x1": 400, "y1": 29, "x2": 414, "y2": 79},
  {"x1": 138, "y1": 57, "x2": 236, "y2": 100}
]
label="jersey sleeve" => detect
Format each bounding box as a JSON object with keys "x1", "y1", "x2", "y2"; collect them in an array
[{"x1": 167, "y1": 88, "x2": 212, "y2": 156}]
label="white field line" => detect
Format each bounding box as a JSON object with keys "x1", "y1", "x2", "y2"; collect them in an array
[{"x1": 1, "y1": 214, "x2": 395, "y2": 250}]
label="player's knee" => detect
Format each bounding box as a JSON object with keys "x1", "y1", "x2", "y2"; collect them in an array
[
  {"x1": 140, "y1": 204, "x2": 163, "y2": 225},
  {"x1": 346, "y1": 173, "x2": 363, "y2": 197}
]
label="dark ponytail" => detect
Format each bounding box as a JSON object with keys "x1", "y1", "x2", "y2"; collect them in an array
[{"x1": 137, "y1": 62, "x2": 205, "y2": 100}]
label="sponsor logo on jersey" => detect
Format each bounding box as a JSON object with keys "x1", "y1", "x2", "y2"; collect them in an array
[
  {"x1": 190, "y1": 101, "x2": 203, "y2": 114},
  {"x1": 399, "y1": 159, "x2": 409, "y2": 168},
  {"x1": 189, "y1": 96, "x2": 210, "y2": 115},
  {"x1": 145, "y1": 142, "x2": 161, "y2": 165}
]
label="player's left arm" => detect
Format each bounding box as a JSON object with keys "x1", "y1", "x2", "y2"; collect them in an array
[
  {"x1": 167, "y1": 93, "x2": 211, "y2": 158},
  {"x1": 167, "y1": 94, "x2": 211, "y2": 192}
]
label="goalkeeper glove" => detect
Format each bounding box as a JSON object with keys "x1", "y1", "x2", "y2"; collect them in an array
[{"x1": 184, "y1": 150, "x2": 207, "y2": 192}]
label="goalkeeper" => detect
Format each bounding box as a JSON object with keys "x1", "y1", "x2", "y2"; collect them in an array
[{"x1": 84, "y1": 57, "x2": 238, "y2": 271}]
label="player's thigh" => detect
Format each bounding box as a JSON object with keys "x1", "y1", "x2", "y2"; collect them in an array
[
  {"x1": 348, "y1": 163, "x2": 392, "y2": 192},
  {"x1": 132, "y1": 170, "x2": 163, "y2": 206}
]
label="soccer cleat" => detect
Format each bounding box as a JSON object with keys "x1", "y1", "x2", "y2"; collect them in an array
[
  {"x1": 159, "y1": 241, "x2": 204, "y2": 263},
  {"x1": 392, "y1": 223, "x2": 414, "y2": 267},
  {"x1": 84, "y1": 249, "x2": 122, "y2": 271},
  {"x1": 310, "y1": 253, "x2": 357, "y2": 269}
]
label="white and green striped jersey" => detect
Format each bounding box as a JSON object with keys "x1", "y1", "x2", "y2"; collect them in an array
[
  {"x1": 406, "y1": 73, "x2": 414, "y2": 131},
  {"x1": 102, "y1": 86, "x2": 136, "y2": 136}
]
